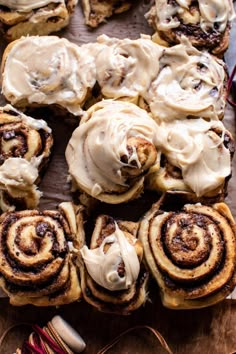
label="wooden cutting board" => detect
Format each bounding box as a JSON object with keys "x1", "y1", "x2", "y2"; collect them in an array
[{"x1": 0, "y1": 1, "x2": 235, "y2": 353}]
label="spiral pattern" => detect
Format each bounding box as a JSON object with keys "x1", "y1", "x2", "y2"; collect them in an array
[
  {"x1": 1, "y1": 36, "x2": 95, "y2": 115},
  {"x1": 95, "y1": 35, "x2": 162, "y2": 103},
  {"x1": 139, "y1": 202, "x2": 236, "y2": 309},
  {"x1": 66, "y1": 100, "x2": 159, "y2": 204},
  {"x1": 78, "y1": 214, "x2": 148, "y2": 314},
  {"x1": 147, "y1": 0, "x2": 234, "y2": 55},
  {"x1": 144, "y1": 39, "x2": 227, "y2": 122},
  {"x1": 0, "y1": 105, "x2": 53, "y2": 172},
  {"x1": 0, "y1": 204, "x2": 81, "y2": 306}
]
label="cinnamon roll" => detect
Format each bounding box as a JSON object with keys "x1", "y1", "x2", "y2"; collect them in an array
[
  {"x1": 146, "y1": 118, "x2": 235, "y2": 202},
  {"x1": 81, "y1": 0, "x2": 133, "y2": 28},
  {"x1": 143, "y1": 38, "x2": 227, "y2": 122},
  {"x1": 66, "y1": 100, "x2": 159, "y2": 204},
  {"x1": 1, "y1": 36, "x2": 96, "y2": 115},
  {"x1": 94, "y1": 35, "x2": 163, "y2": 104},
  {"x1": 139, "y1": 202, "x2": 236, "y2": 309},
  {"x1": 146, "y1": 0, "x2": 235, "y2": 56},
  {"x1": 78, "y1": 213, "x2": 148, "y2": 314},
  {"x1": 0, "y1": 202, "x2": 82, "y2": 306},
  {"x1": 0, "y1": 0, "x2": 78, "y2": 42},
  {"x1": 0, "y1": 104, "x2": 53, "y2": 212}
]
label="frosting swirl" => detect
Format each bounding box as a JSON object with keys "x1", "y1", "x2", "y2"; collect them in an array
[
  {"x1": 139, "y1": 202, "x2": 236, "y2": 309},
  {"x1": 145, "y1": 39, "x2": 226, "y2": 121},
  {"x1": 95, "y1": 35, "x2": 163, "y2": 103},
  {"x1": 80, "y1": 223, "x2": 140, "y2": 291},
  {"x1": 147, "y1": 118, "x2": 233, "y2": 197},
  {"x1": 66, "y1": 100, "x2": 159, "y2": 203},
  {"x1": 1, "y1": 36, "x2": 96, "y2": 115}
]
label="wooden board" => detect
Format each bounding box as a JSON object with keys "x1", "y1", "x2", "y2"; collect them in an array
[{"x1": 0, "y1": 1, "x2": 236, "y2": 353}]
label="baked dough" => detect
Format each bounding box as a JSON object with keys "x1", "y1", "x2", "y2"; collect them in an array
[
  {"x1": 0, "y1": 202, "x2": 82, "y2": 306},
  {"x1": 146, "y1": 0, "x2": 235, "y2": 56},
  {"x1": 66, "y1": 100, "x2": 159, "y2": 204},
  {"x1": 81, "y1": 0, "x2": 133, "y2": 27},
  {"x1": 0, "y1": 104, "x2": 53, "y2": 212},
  {"x1": 139, "y1": 201, "x2": 236, "y2": 309},
  {"x1": 1, "y1": 36, "x2": 96, "y2": 115},
  {"x1": 77, "y1": 211, "x2": 149, "y2": 314},
  {"x1": 0, "y1": 0, "x2": 78, "y2": 41}
]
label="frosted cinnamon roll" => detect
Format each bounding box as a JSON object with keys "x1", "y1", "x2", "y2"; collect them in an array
[
  {"x1": 66, "y1": 100, "x2": 159, "y2": 204},
  {"x1": 146, "y1": 0, "x2": 235, "y2": 56},
  {"x1": 0, "y1": 202, "x2": 82, "y2": 306},
  {"x1": 78, "y1": 213, "x2": 148, "y2": 314},
  {"x1": 94, "y1": 35, "x2": 163, "y2": 104},
  {"x1": 146, "y1": 118, "x2": 234, "y2": 202},
  {"x1": 1, "y1": 36, "x2": 96, "y2": 115},
  {"x1": 143, "y1": 39, "x2": 227, "y2": 122},
  {"x1": 0, "y1": 105, "x2": 53, "y2": 212},
  {"x1": 81, "y1": 0, "x2": 133, "y2": 27},
  {"x1": 0, "y1": 0, "x2": 78, "y2": 42},
  {"x1": 139, "y1": 202, "x2": 236, "y2": 309}
]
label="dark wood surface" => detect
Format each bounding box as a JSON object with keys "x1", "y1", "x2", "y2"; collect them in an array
[{"x1": 0, "y1": 1, "x2": 235, "y2": 353}]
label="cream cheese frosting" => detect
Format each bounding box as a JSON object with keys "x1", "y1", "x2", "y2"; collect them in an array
[
  {"x1": 0, "y1": 0, "x2": 63, "y2": 12},
  {"x1": 80, "y1": 223, "x2": 140, "y2": 291},
  {"x1": 66, "y1": 100, "x2": 159, "y2": 199},
  {"x1": 145, "y1": 39, "x2": 226, "y2": 122},
  {"x1": 154, "y1": 0, "x2": 235, "y2": 33},
  {"x1": 154, "y1": 119, "x2": 231, "y2": 196},
  {"x1": 95, "y1": 35, "x2": 163, "y2": 102},
  {"x1": 1, "y1": 36, "x2": 96, "y2": 115}
]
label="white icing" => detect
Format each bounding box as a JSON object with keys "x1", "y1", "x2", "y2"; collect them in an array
[
  {"x1": 0, "y1": 0, "x2": 63, "y2": 12},
  {"x1": 65, "y1": 100, "x2": 158, "y2": 197},
  {"x1": 154, "y1": 119, "x2": 231, "y2": 196},
  {"x1": 80, "y1": 223, "x2": 140, "y2": 291},
  {"x1": 145, "y1": 39, "x2": 226, "y2": 121},
  {"x1": 2, "y1": 36, "x2": 96, "y2": 115}
]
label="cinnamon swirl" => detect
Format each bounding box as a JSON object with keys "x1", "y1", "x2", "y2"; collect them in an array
[
  {"x1": 146, "y1": 0, "x2": 235, "y2": 56},
  {"x1": 0, "y1": 104, "x2": 53, "y2": 212},
  {"x1": 139, "y1": 202, "x2": 236, "y2": 309},
  {"x1": 78, "y1": 213, "x2": 148, "y2": 314},
  {"x1": 0, "y1": 0, "x2": 78, "y2": 41},
  {"x1": 81, "y1": 0, "x2": 133, "y2": 27},
  {"x1": 66, "y1": 100, "x2": 159, "y2": 204},
  {"x1": 143, "y1": 38, "x2": 227, "y2": 122},
  {"x1": 146, "y1": 118, "x2": 235, "y2": 202},
  {"x1": 1, "y1": 36, "x2": 96, "y2": 115},
  {"x1": 0, "y1": 202, "x2": 82, "y2": 306}
]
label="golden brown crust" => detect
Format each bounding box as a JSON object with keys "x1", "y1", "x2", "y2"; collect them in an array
[
  {"x1": 0, "y1": 0, "x2": 78, "y2": 42},
  {"x1": 147, "y1": 4, "x2": 231, "y2": 56},
  {"x1": 77, "y1": 212, "x2": 149, "y2": 315},
  {"x1": 139, "y1": 202, "x2": 236, "y2": 309},
  {"x1": 81, "y1": 0, "x2": 133, "y2": 27},
  {"x1": 0, "y1": 202, "x2": 82, "y2": 306}
]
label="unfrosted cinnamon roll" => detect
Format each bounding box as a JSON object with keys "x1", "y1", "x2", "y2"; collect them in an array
[
  {"x1": 1, "y1": 36, "x2": 96, "y2": 115},
  {"x1": 0, "y1": 202, "x2": 82, "y2": 306},
  {"x1": 78, "y1": 213, "x2": 148, "y2": 314},
  {"x1": 66, "y1": 100, "x2": 159, "y2": 204},
  {"x1": 0, "y1": 0, "x2": 78, "y2": 42},
  {"x1": 139, "y1": 202, "x2": 236, "y2": 309},
  {"x1": 0, "y1": 105, "x2": 53, "y2": 212},
  {"x1": 81, "y1": 0, "x2": 133, "y2": 27},
  {"x1": 94, "y1": 35, "x2": 163, "y2": 104},
  {"x1": 146, "y1": 0, "x2": 235, "y2": 56},
  {"x1": 143, "y1": 38, "x2": 227, "y2": 122},
  {"x1": 146, "y1": 118, "x2": 234, "y2": 202}
]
